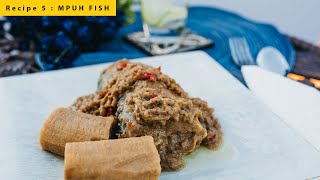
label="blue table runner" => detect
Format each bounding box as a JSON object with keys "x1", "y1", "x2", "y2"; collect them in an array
[{"x1": 73, "y1": 6, "x2": 295, "y2": 84}]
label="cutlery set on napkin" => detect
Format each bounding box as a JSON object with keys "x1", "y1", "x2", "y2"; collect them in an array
[{"x1": 229, "y1": 37, "x2": 320, "y2": 151}]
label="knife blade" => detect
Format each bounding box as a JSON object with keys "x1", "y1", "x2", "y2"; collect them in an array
[{"x1": 242, "y1": 65, "x2": 320, "y2": 151}]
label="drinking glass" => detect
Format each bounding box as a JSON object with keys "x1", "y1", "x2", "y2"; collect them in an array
[{"x1": 140, "y1": 0, "x2": 188, "y2": 48}]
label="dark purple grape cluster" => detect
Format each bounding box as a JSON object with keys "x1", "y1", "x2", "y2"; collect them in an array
[{"x1": 5, "y1": 11, "x2": 127, "y2": 70}]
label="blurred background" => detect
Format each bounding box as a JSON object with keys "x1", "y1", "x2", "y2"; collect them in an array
[
  {"x1": 0, "y1": 0, "x2": 319, "y2": 86},
  {"x1": 191, "y1": 0, "x2": 319, "y2": 43}
]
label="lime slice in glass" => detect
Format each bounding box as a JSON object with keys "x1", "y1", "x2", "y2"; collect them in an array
[
  {"x1": 157, "y1": 6, "x2": 187, "y2": 29},
  {"x1": 140, "y1": 0, "x2": 187, "y2": 28}
]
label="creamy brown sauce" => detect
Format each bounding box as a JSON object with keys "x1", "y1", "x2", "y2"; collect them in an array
[{"x1": 70, "y1": 59, "x2": 223, "y2": 171}]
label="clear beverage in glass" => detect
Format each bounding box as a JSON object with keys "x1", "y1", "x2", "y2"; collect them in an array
[{"x1": 140, "y1": 0, "x2": 188, "y2": 46}]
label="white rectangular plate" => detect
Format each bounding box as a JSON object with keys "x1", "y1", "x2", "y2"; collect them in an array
[{"x1": 0, "y1": 51, "x2": 319, "y2": 180}]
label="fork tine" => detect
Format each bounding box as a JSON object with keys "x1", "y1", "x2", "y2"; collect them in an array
[
  {"x1": 235, "y1": 38, "x2": 247, "y2": 66},
  {"x1": 230, "y1": 37, "x2": 255, "y2": 66},
  {"x1": 239, "y1": 37, "x2": 255, "y2": 65},
  {"x1": 233, "y1": 38, "x2": 246, "y2": 66},
  {"x1": 229, "y1": 38, "x2": 242, "y2": 67},
  {"x1": 229, "y1": 38, "x2": 238, "y2": 65}
]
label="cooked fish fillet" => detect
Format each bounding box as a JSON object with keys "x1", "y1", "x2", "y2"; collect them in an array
[
  {"x1": 117, "y1": 81, "x2": 207, "y2": 171},
  {"x1": 64, "y1": 136, "x2": 161, "y2": 180},
  {"x1": 192, "y1": 98, "x2": 223, "y2": 150},
  {"x1": 40, "y1": 107, "x2": 116, "y2": 156}
]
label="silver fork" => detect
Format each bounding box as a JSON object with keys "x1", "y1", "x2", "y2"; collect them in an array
[{"x1": 229, "y1": 37, "x2": 256, "y2": 66}]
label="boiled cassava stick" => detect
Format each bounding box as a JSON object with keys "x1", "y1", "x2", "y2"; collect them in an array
[
  {"x1": 64, "y1": 136, "x2": 161, "y2": 180},
  {"x1": 40, "y1": 107, "x2": 116, "y2": 156}
]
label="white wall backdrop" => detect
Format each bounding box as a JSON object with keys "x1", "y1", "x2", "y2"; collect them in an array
[{"x1": 189, "y1": 0, "x2": 319, "y2": 43}]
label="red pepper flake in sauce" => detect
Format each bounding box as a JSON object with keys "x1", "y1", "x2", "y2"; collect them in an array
[
  {"x1": 207, "y1": 134, "x2": 217, "y2": 141},
  {"x1": 118, "y1": 62, "x2": 128, "y2": 70},
  {"x1": 150, "y1": 93, "x2": 158, "y2": 98},
  {"x1": 156, "y1": 66, "x2": 161, "y2": 72},
  {"x1": 105, "y1": 107, "x2": 113, "y2": 116},
  {"x1": 136, "y1": 71, "x2": 156, "y2": 81},
  {"x1": 147, "y1": 73, "x2": 156, "y2": 81},
  {"x1": 127, "y1": 122, "x2": 133, "y2": 128}
]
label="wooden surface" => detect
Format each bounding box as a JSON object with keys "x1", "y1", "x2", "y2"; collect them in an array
[{"x1": 286, "y1": 35, "x2": 320, "y2": 90}]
